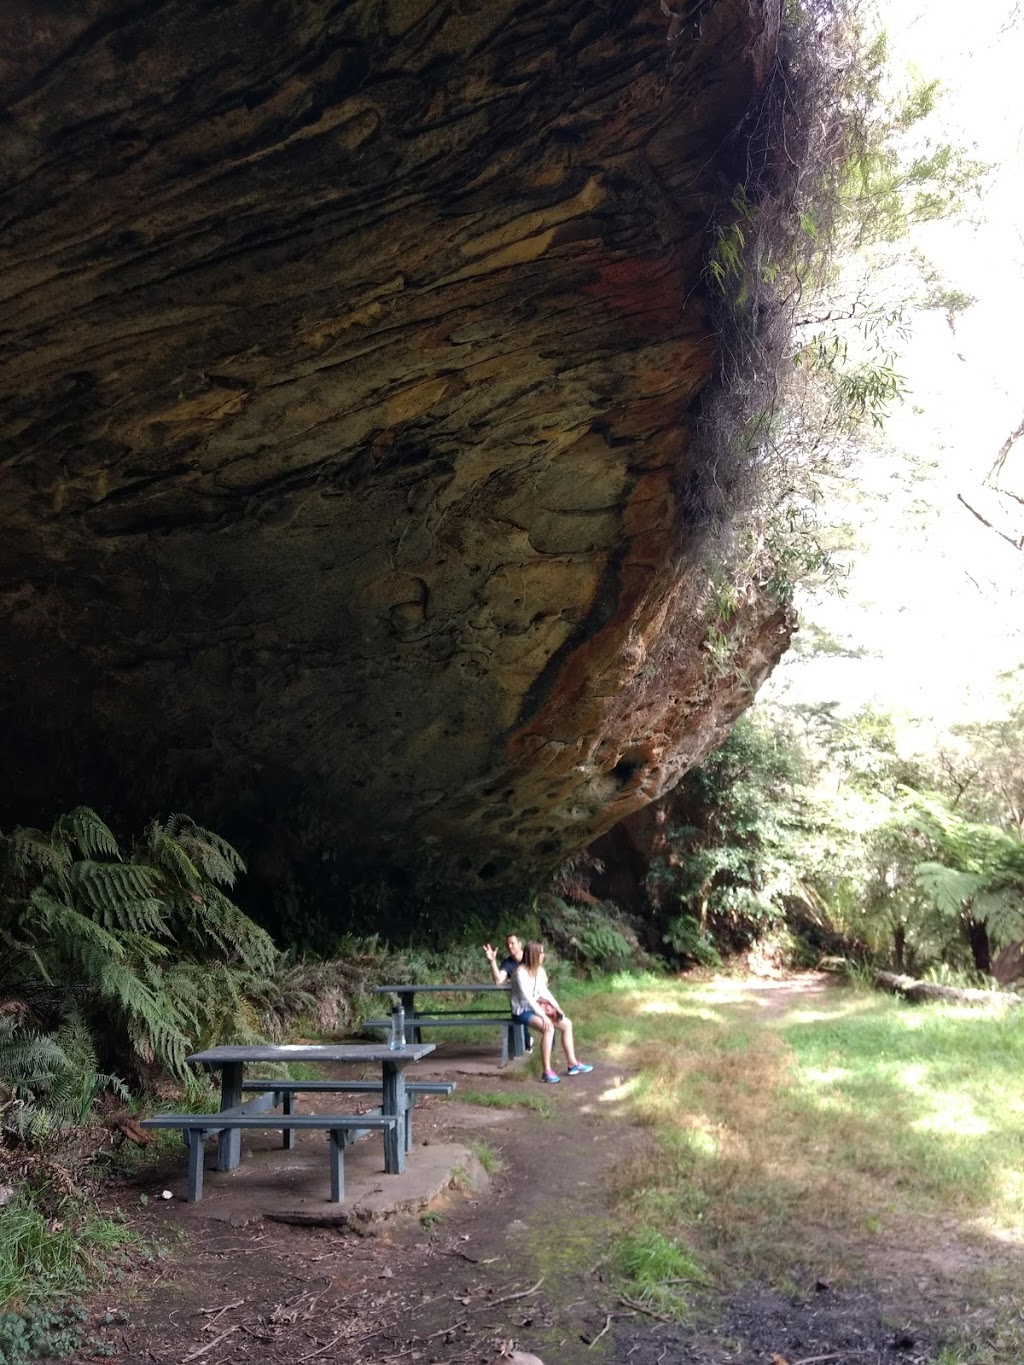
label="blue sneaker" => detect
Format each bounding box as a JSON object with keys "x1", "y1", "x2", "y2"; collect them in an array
[
  {"x1": 566, "y1": 1063, "x2": 593, "y2": 1075},
  {"x1": 540, "y1": 1070, "x2": 561, "y2": 1084}
]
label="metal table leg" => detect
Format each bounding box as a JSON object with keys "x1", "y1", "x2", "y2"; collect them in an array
[
  {"x1": 216, "y1": 1060, "x2": 243, "y2": 1171},
  {"x1": 381, "y1": 1060, "x2": 408, "y2": 1174}
]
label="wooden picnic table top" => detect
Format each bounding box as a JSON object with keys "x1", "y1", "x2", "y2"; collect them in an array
[{"x1": 188, "y1": 1042, "x2": 435, "y2": 1065}]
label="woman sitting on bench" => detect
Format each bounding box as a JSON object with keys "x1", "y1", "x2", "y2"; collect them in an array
[{"x1": 510, "y1": 941, "x2": 593, "y2": 1084}]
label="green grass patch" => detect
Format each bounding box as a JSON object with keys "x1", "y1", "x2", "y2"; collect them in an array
[
  {"x1": 467, "y1": 1140, "x2": 502, "y2": 1176},
  {"x1": 0, "y1": 1195, "x2": 140, "y2": 1310},
  {"x1": 574, "y1": 973, "x2": 1024, "y2": 1359},
  {"x1": 612, "y1": 1226, "x2": 708, "y2": 1316},
  {"x1": 458, "y1": 1089, "x2": 551, "y2": 1115},
  {"x1": 778, "y1": 996, "x2": 1024, "y2": 1225}
]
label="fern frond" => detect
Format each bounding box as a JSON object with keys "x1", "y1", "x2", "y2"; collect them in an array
[
  {"x1": 53, "y1": 807, "x2": 121, "y2": 860},
  {"x1": 191, "y1": 887, "x2": 278, "y2": 973},
  {"x1": 69, "y1": 860, "x2": 166, "y2": 934},
  {"x1": 3, "y1": 827, "x2": 71, "y2": 881},
  {"x1": 98, "y1": 959, "x2": 193, "y2": 1078},
  {"x1": 163, "y1": 884, "x2": 276, "y2": 975},
  {"x1": 164, "y1": 815, "x2": 246, "y2": 886},
  {"x1": 0, "y1": 1016, "x2": 68, "y2": 1092},
  {"x1": 23, "y1": 887, "x2": 128, "y2": 963},
  {"x1": 973, "y1": 891, "x2": 1024, "y2": 941},
  {"x1": 144, "y1": 823, "x2": 203, "y2": 891},
  {"x1": 914, "y1": 862, "x2": 985, "y2": 915}
]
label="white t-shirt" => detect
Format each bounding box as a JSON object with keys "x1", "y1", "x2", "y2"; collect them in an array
[{"x1": 511, "y1": 963, "x2": 561, "y2": 1017}]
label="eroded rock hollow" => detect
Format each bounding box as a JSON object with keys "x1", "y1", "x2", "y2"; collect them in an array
[{"x1": 0, "y1": 0, "x2": 791, "y2": 886}]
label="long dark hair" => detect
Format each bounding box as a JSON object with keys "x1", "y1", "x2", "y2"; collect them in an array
[{"x1": 522, "y1": 940, "x2": 544, "y2": 971}]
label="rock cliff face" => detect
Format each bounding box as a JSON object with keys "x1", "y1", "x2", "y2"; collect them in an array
[{"x1": 0, "y1": 0, "x2": 791, "y2": 884}]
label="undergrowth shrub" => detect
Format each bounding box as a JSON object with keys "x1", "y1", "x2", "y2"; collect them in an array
[
  {"x1": 0, "y1": 1306, "x2": 91, "y2": 1365},
  {"x1": 533, "y1": 895, "x2": 659, "y2": 975},
  {"x1": 0, "y1": 806, "x2": 280, "y2": 1137},
  {"x1": 0, "y1": 1188, "x2": 138, "y2": 1311}
]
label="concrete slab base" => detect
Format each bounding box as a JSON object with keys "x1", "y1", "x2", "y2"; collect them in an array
[
  {"x1": 157, "y1": 1043, "x2": 516, "y2": 1227},
  {"x1": 160, "y1": 1135, "x2": 487, "y2": 1228}
]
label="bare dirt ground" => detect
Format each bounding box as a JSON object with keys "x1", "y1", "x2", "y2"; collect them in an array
[{"x1": 71, "y1": 976, "x2": 1015, "y2": 1365}]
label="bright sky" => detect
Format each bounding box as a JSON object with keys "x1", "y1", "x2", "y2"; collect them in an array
[{"x1": 760, "y1": 0, "x2": 1024, "y2": 747}]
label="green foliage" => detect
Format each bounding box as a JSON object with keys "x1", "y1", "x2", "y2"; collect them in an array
[
  {"x1": 662, "y1": 916, "x2": 721, "y2": 968},
  {"x1": 0, "y1": 1012, "x2": 128, "y2": 1141},
  {"x1": 698, "y1": 0, "x2": 987, "y2": 610},
  {"x1": 0, "y1": 807, "x2": 279, "y2": 1110},
  {"x1": 0, "y1": 1306, "x2": 91, "y2": 1365},
  {"x1": 0, "y1": 1193, "x2": 136, "y2": 1311},
  {"x1": 650, "y1": 716, "x2": 805, "y2": 955},
  {"x1": 532, "y1": 895, "x2": 653, "y2": 975},
  {"x1": 612, "y1": 1226, "x2": 708, "y2": 1314},
  {"x1": 909, "y1": 796, "x2": 1024, "y2": 957}
]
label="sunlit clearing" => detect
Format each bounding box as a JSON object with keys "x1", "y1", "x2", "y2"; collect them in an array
[
  {"x1": 636, "y1": 1000, "x2": 725, "y2": 1024},
  {"x1": 912, "y1": 1091, "x2": 991, "y2": 1137},
  {"x1": 678, "y1": 1119, "x2": 720, "y2": 1159},
  {"x1": 785, "y1": 999, "x2": 879, "y2": 1025},
  {"x1": 689, "y1": 980, "x2": 764, "y2": 1006},
  {"x1": 804, "y1": 1066, "x2": 852, "y2": 1085},
  {"x1": 896, "y1": 1062, "x2": 930, "y2": 1091},
  {"x1": 600, "y1": 1077, "x2": 639, "y2": 1104},
  {"x1": 636, "y1": 996, "x2": 687, "y2": 1014},
  {"x1": 993, "y1": 1170, "x2": 1024, "y2": 1222}
]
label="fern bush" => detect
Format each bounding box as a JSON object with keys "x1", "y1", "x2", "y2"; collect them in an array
[
  {"x1": 532, "y1": 894, "x2": 656, "y2": 975},
  {"x1": 0, "y1": 807, "x2": 280, "y2": 1121}
]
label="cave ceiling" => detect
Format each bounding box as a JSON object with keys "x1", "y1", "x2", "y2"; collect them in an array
[{"x1": 0, "y1": 0, "x2": 792, "y2": 885}]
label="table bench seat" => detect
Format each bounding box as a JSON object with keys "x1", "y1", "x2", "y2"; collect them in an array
[
  {"x1": 140, "y1": 1111, "x2": 398, "y2": 1203},
  {"x1": 362, "y1": 1014, "x2": 526, "y2": 1064},
  {"x1": 239, "y1": 1079, "x2": 456, "y2": 1151}
]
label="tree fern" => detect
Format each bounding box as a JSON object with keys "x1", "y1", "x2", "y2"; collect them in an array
[
  {"x1": 1, "y1": 806, "x2": 281, "y2": 1101},
  {"x1": 913, "y1": 863, "x2": 986, "y2": 916},
  {"x1": 53, "y1": 807, "x2": 121, "y2": 861},
  {"x1": 163, "y1": 814, "x2": 245, "y2": 885},
  {"x1": 0, "y1": 1016, "x2": 67, "y2": 1091},
  {"x1": 20, "y1": 888, "x2": 128, "y2": 965},
  {"x1": 69, "y1": 861, "x2": 166, "y2": 935}
]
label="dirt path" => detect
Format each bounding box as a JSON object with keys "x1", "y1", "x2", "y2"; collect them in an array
[{"x1": 76, "y1": 976, "x2": 1001, "y2": 1364}]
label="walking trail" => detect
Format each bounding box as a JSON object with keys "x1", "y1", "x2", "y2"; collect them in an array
[{"x1": 79, "y1": 974, "x2": 1020, "y2": 1365}]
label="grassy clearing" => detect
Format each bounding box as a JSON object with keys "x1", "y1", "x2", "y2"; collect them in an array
[{"x1": 559, "y1": 974, "x2": 1024, "y2": 1355}]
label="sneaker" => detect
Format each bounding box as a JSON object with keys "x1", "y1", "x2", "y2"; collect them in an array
[
  {"x1": 540, "y1": 1070, "x2": 561, "y2": 1084},
  {"x1": 566, "y1": 1063, "x2": 593, "y2": 1075}
]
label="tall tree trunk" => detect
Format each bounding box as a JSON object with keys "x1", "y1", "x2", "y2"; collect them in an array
[
  {"x1": 962, "y1": 913, "x2": 992, "y2": 975},
  {"x1": 892, "y1": 923, "x2": 906, "y2": 974}
]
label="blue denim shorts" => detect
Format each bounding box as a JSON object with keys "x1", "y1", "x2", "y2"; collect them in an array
[{"x1": 513, "y1": 1008, "x2": 537, "y2": 1024}]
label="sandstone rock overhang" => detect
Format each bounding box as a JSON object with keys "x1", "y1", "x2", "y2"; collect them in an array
[{"x1": 0, "y1": 0, "x2": 791, "y2": 884}]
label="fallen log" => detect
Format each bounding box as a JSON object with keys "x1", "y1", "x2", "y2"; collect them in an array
[{"x1": 874, "y1": 971, "x2": 1023, "y2": 1008}]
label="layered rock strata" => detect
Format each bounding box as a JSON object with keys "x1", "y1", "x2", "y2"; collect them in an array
[{"x1": 0, "y1": 0, "x2": 790, "y2": 881}]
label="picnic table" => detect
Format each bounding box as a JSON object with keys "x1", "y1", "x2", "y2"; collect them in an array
[
  {"x1": 373, "y1": 982, "x2": 511, "y2": 1020},
  {"x1": 368, "y1": 983, "x2": 527, "y2": 1062},
  {"x1": 188, "y1": 1041, "x2": 435, "y2": 1176}
]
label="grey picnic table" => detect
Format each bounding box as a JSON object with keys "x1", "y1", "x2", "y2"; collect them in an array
[
  {"x1": 187, "y1": 1041, "x2": 435, "y2": 1176},
  {"x1": 370, "y1": 983, "x2": 527, "y2": 1061},
  {"x1": 373, "y1": 982, "x2": 511, "y2": 1030}
]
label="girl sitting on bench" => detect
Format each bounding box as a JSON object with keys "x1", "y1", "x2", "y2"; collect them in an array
[{"x1": 510, "y1": 941, "x2": 593, "y2": 1083}]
